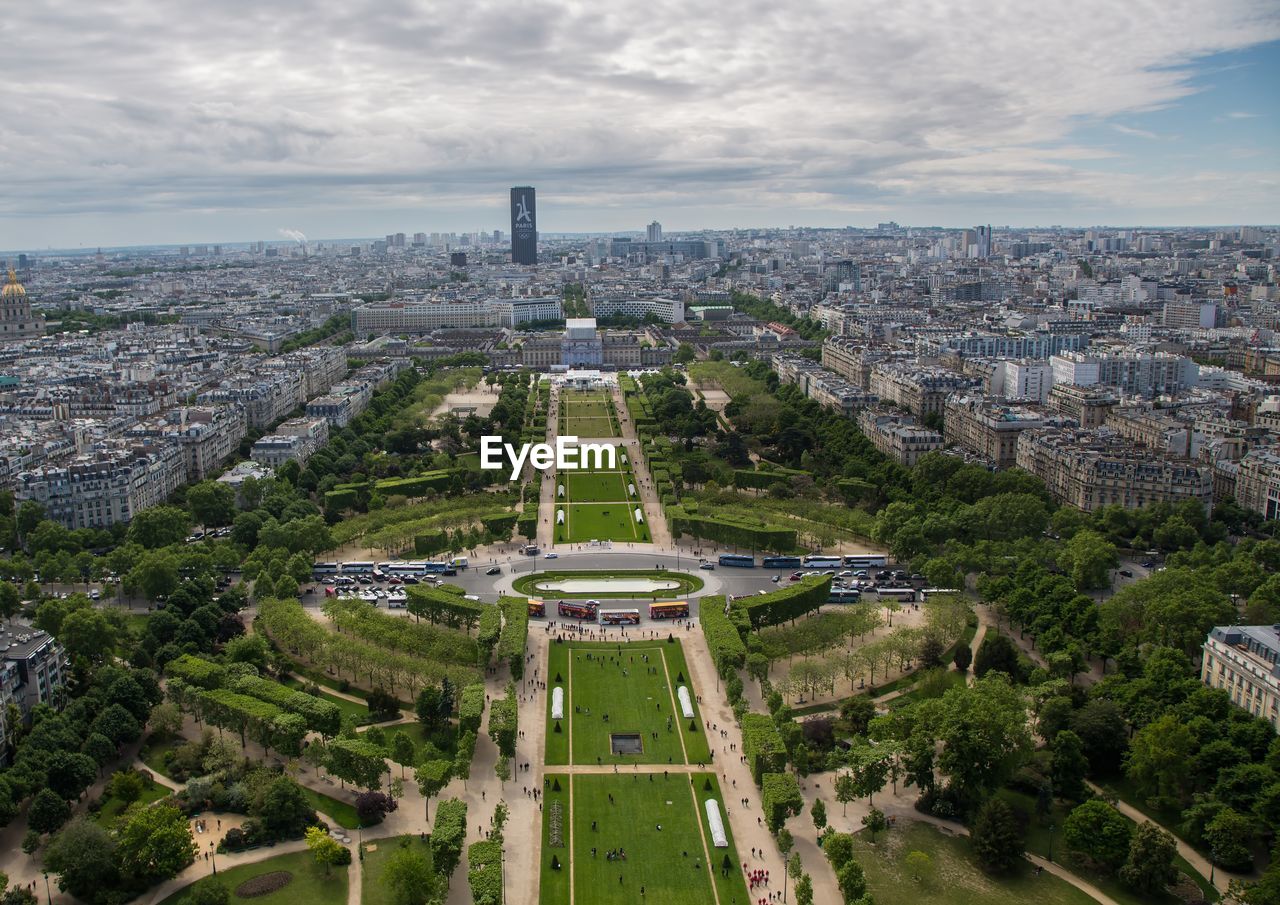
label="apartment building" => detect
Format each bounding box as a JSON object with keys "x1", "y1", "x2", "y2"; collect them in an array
[
  {"x1": 1015, "y1": 427, "x2": 1213, "y2": 512},
  {"x1": 1105, "y1": 407, "x2": 1200, "y2": 458},
  {"x1": 589, "y1": 295, "x2": 685, "y2": 324},
  {"x1": 821, "y1": 337, "x2": 887, "y2": 388},
  {"x1": 352, "y1": 300, "x2": 495, "y2": 334},
  {"x1": 858, "y1": 408, "x2": 944, "y2": 466},
  {"x1": 250, "y1": 417, "x2": 329, "y2": 469},
  {"x1": 1047, "y1": 383, "x2": 1118, "y2": 429},
  {"x1": 1050, "y1": 350, "x2": 1199, "y2": 396},
  {"x1": 943, "y1": 396, "x2": 1050, "y2": 469},
  {"x1": 197, "y1": 372, "x2": 305, "y2": 429},
  {"x1": 1202, "y1": 625, "x2": 1280, "y2": 732},
  {"x1": 993, "y1": 360, "x2": 1053, "y2": 403},
  {"x1": 489, "y1": 296, "x2": 563, "y2": 327},
  {"x1": 773, "y1": 354, "x2": 877, "y2": 417},
  {"x1": 1234, "y1": 449, "x2": 1280, "y2": 521},
  {"x1": 868, "y1": 364, "x2": 976, "y2": 419},
  {"x1": 126, "y1": 404, "x2": 247, "y2": 481}
]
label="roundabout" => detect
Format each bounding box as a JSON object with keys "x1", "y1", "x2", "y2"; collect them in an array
[{"x1": 511, "y1": 568, "x2": 705, "y2": 599}]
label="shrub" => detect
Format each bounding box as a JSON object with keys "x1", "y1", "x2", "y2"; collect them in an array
[{"x1": 234, "y1": 872, "x2": 294, "y2": 898}]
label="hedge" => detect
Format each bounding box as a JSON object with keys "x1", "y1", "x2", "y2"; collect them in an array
[
  {"x1": 667, "y1": 507, "x2": 797, "y2": 551},
  {"x1": 325, "y1": 735, "x2": 390, "y2": 790},
  {"x1": 166, "y1": 654, "x2": 226, "y2": 690},
  {"x1": 467, "y1": 839, "x2": 503, "y2": 905},
  {"x1": 699, "y1": 595, "x2": 748, "y2": 678},
  {"x1": 734, "y1": 576, "x2": 832, "y2": 629},
  {"x1": 458, "y1": 683, "x2": 486, "y2": 735},
  {"x1": 477, "y1": 606, "x2": 502, "y2": 663},
  {"x1": 432, "y1": 798, "x2": 469, "y2": 878},
  {"x1": 733, "y1": 468, "x2": 802, "y2": 490},
  {"x1": 761, "y1": 772, "x2": 804, "y2": 833},
  {"x1": 488, "y1": 685, "x2": 518, "y2": 758},
  {"x1": 497, "y1": 597, "x2": 529, "y2": 679},
  {"x1": 405, "y1": 585, "x2": 484, "y2": 630},
  {"x1": 373, "y1": 469, "x2": 463, "y2": 497},
  {"x1": 480, "y1": 512, "x2": 518, "y2": 537},
  {"x1": 741, "y1": 713, "x2": 788, "y2": 785},
  {"x1": 324, "y1": 488, "x2": 358, "y2": 511},
  {"x1": 230, "y1": 673, "x2": 342, "y2": 737},
  {"x1": 414, "y1": 531, "x2": 449, "y2": 556}
]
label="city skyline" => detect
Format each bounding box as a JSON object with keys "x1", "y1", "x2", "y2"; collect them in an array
[{"x1": 1, "y1": 0, "x2": 1278, "y2": 249}]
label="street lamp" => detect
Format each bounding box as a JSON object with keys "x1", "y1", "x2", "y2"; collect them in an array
[
  {"x1": 42, "y1": 871, "x2": 50, "y2": 905},
  {"x1": 1047, "y1": 823, "x2": 1055, "y2": 863},
  {"x1": 210, "y1": 841, "x2": 217, "y2": 875}
]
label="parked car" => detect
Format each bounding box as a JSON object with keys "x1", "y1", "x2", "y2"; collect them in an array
[
  {"x1": 699, "y1": 562, "x2": 715, "y2": 570},
  {"x1": 771, "y1": 575, "x2": 780, "y2": 583},
  {"x1": 485, "y1": 566, "x2": 502, "y2": 576},
  {"x1": 544, "y1": 553, "x2": 559, "y2": 560},
  {"x1": 1119, "y1": 569, "x2": 1134, "y2": 578}
]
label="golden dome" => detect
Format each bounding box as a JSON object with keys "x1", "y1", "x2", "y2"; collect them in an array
[{"x1": 0, "y1": 269, "x2": 23, "y2": 299}]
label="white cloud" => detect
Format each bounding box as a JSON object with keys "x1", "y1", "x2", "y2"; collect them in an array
[{"x1": 0, "y1": 0, "x2": 1278, "y2": 245}]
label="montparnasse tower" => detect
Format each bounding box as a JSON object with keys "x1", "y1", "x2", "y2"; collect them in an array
[{"x1": 1, "y1": 267, "x2": 44, "y2": 341}]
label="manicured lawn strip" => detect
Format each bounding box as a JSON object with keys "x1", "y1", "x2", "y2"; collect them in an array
[
  {"x1": 564, "y1": 471, "x2": 631, "y2": 503},
  {"x1": 540, "y1": 773, "x2": 571, "y2": 905},
  {"x1": 362, "y1": 835, "x2": 437, "y2": 905},
  {"x1": 280, "y1": 674, "x2": 373, "y2": 722},
  {"x1": 302, "y1": 786, "x2": 361, "y2": 829},
  {"x1": 94, "y1": 778, "x2": 172, "y2": 826},
  {"x1": 545, "y1": 639, "x2": 711, "y2": 766},
  {"x1": 851, "y1": 820, "x2": 1098, "y2": 905},
  {"x1": 691, "y1": 772, "x2": 751, "y2": 905},
  {"x1": 513, "y1": 569, "x2": 704, "y2": 599},
  {"x1": 571, "y1": 773, "x2": 720, "y2": 905},
  {"x1": 660, "y1": 642, "x2": 712, "y2": 764},
  {"x1": 558, "y1": 503, "x2": 650, "y2": 544},
  {"x1": 562, "y1": 415, "x2": 618, "y2": 438},
  {"x1": 155, "y1": 850, "x2": 349, "y2": 905}
]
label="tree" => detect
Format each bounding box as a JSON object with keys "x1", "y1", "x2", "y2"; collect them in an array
[
  {"x1": 305, "y1": 825, "x2": 347, "y2": 877},
  {"x1": 795, "y1": 873, "x2": 813, "y2": 905},
  {"x1": 1051, "y1": 730, "x2": 1088, "y2": 801},
  {"x1": 861, "y1": 807, "x2": 887, "y2": 843},
  {"x1": 128, "y1": 551, "x2": 180, "y2": 601},
  {"x1": 904, "y1": 850, "x2": 932, "y2": 883},
  {"x1": 1063, "y1": 800, "x2": 1132, "y2": 871},
  {"x1": 28, "y1": 788, "x2": 70, "y2": 834},
  {"x1": 835, "y1": 772, "x2": 857, "y2": 817},
  {"x1": 260, "y1": 776, "x2": 316, "y2": 840},
  {"x1": 127, "y1": 506, "x2": 191, "y2": 549},
  {"x1": 148, "y1": 702, "x2": 184, "y2": 739},
  {"x1": 182, "y1": 878, "x2": 230, "y2": 905},
  {"x1": 59, "y1": 607, "x2": 117, "y2": 663},
  {"x1": 1119, "y1": 822, "x2": 1178, "y2": 895},
  {"x1": 971, "y1": 798, "x2": 1024, "y2": 874},
  {"x1": 415, "y1": 759, "x2": 452, "y2": 820},
  {"x1": 1205, "y1": 807, "x2": 1255, "y2": 872},
  {"x1": 43, "y1": 816, "x2": 118, "y2": 900},
  {"x1": 823, "y1": 832, "x2": 855, "y2": 870},
  {"x1": 356, "y1": 791, "x2": 398, "y2": 826},
  {"x1": 835, "y1": 859, "x2": 866, "y2": 900},
  {"x1": 117, "y1": 803, "x2": 197, "y2": 884},
  {"x1": 0, "y1": 582, "x2": 21, "y2": 625},
  {"x1": 46, "y1": 751, "x2": 99, "y2": 801},
  {"x1": 848, "y1": 747, "x2": 890, "y2": 805},
  {"x1": 109, "y1": 769, "x2": 145, "y2": 804},
  {"x1": 925, "y1": 674, "x2": 1031, "y2": 800},
  {"x1": 416, "y1": 685, "x2": 445, "y2": 732},
  {"x1": 839, "y1": 696, "x2": 877, "y2": 736},
  {"x1": 1125, "y1": 713, "x2": 1194, "y2": 807},
  {"x1": 187, "y1": 482, "x2": 236, "y2": 528},
  {"x1": 811, "y1": 798, "x2": 827, "y2": 831},
  {"x1": 384, "y1": 842, "x2": 438, "y2": 905},
  {"x1": 1059, "y1": 530, "x2": 1118, "y2": 590},
  {"x1": 953, "y1": 643, "x2": 972, "y2": 673},
  {"x1": 392, "y1": 732, "x2": 417, "y2": 777},
  {"x1": 1069, "y1": 699, "x2": 1128, "y2": 776},
  {"x1": 973, "y1": 633, "x2": 1021, "y2": 680}
]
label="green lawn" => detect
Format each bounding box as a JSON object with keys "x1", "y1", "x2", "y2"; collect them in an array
[
  {"x1": 362, "y1": 835, "x2": 441, "y2": 905},
  {"x1": 538, "y1": 772, "x2": 748, "y2": 905},
  {"x1": 545, "y1": 639, "x2": 710, "y2": 766},
  {"x1": 563, "y1": 415, "x2": 617, "y2": 437},
  {"x1": 851, "y1": 820, "x2": 1099, "y2": 905},
  {"x1": 378, "y1": 721, "x2": 460, "y2": 766},
  {"x1": 302, "y1": 786, "x2": 361, "y2": 829},
  {"x1": 563, "y1": 470, "x2": 631, "y2": 503},
  {"x1": 556, "y1": 503, "x2": 651, "y2": 544},
  {"x1": 94, "y1": 779, "x2": 172, "y2": 826},
  {"x1": 541, "y1": 774, "x2": 571, "y2": 905},
  {"x1": 139, "y1": 735, "x2": 185, "y2": 779},
  {"x1": 156, "y1": 850, "x2": 348, "y2": 905},
  {"x1": 512, "y1": 569, "x2": 704, "y2": 599}
]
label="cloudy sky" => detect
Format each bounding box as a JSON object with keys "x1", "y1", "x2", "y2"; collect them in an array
[{"x1": 1, "y1": 0, "x2": 1278, "y2": 249}]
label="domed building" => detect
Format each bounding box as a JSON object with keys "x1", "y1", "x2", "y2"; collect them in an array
[{"x1": 0, "y1": 267, "x2": 44, "y2": 341}]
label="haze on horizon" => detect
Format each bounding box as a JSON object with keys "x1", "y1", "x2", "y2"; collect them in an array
[{"x1": 2, "y1": 0, "x2": 1278, "y2": 251}]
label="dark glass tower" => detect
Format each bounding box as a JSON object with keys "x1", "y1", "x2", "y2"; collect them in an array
[{"x1": 510, "y1": 186, "x2": 537, "y2": 264}]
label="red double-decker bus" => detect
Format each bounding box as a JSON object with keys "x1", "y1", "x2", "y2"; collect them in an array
[
  {"x1": 558, "y1": 601, "x2": 598, "y2": 620},
  {"x1": 600, "y1": 609, "x2": 640, "y2": 625},
  {"x1": 649, "y1": 601, "x2": 689, "y2": 620}
]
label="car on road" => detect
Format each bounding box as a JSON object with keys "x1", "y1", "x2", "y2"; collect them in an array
[
  {"x1": 1119, "y1": 569, "x2": 1133, "y2": 578},
  {"x1": 699, "y1": 562, "x2": 715, "y2": 570},
  {"x1": 401, "y1": 576, "x2": 419, "y2": 584},
  {"x1": 544, "y1": 553, "x2": 559, "y2": 559},
  {"x1": 89, "y1": 589, "x2": 101, "y2": 600},
  {"x1": 839, "y1": 570, "x2": 854, "y2": 578},
  {"x1": 1140, "y1": 560, "x2": 1155, "y2": 568},
  {"x1": 485, "y1": 566, "x2": 502, "y2": 576},
  {"x1": 789, "y1": 571, "x2": 803, "y2": 581}
]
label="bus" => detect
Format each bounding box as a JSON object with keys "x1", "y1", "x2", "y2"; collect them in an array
[
  {"x1": 558, "y1": 601, "x2": 599, "y2": 620},
  {"x1": 384, "y1": 561, "x2": 429, "y2": 576},
  {"x1": 528, "y1": 599, "x2": 546, "y2": 617},
  {"x1": 342, "y1": 561, "x2": 376, "y2": 575},
  {"x1": 523, "y1": 545, "x2": 540, "y2": 556},
  {"x1": 600, "y1": 609, "x2": 641, "y2": 625},
  {"x1": 422, "y1": 562, "x2": 451, "y2": 574},
  {"x1": 802, "y1": 555, "x2": 843, "y2": 569},
  {"x1": 312, "y1": 562, "x2": 340, "y2": 577},
  {"x1": 718, "y1": 554, "x2": 755, "y2": 568},
  {"x1": 920, "y1": 588, "x2": 962, "y2": 601},
  {"x1": 829, "y1": 588, "x2": 863, "y2": 604},
  {"x1": 649, "y1": 601, "x2": 689, "y2": 620},
  {"x1": 762, "y1": 556, "x2": 803, "y2": 569},
  {"x1": 874, "y1": 587, "x2": 917, "y2": 603},
  {"x1": 842, "y1": 554, "x2": 889, "y2": 569}
]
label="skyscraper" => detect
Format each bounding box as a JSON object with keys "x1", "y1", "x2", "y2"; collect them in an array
[
  {"x1": 646, "y1": 220, "x2": 663, "y2": 242},
  {"x1": 510, "y1": 186, "x2": 537, "y2": 264}
]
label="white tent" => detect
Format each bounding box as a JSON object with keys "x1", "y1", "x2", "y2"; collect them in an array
[
  {"x1": 557, "y1": 510, "x2": 565, "y2": 524},
  {"x1": 551, "y1": 687, "x2": 565, "y2": 720},
  {"x1": 634, "y1": 508, "x2": 644, "y2": 524},
  {"x1": 628, "y1": 484, "x2": 636, "y2": 496},
  {"x1": 704, "y1": 800, "x2": 728, "y2": 848},
  {"x1": 621, "y1": 454, "x2": 628, "y2": 464},
  {"x1": 677, "y1": 686, "x2": 695, "y2": 719},
  {"x1": 558, "y1": 484, "x2": 565, "y2": 497}
]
